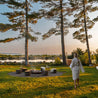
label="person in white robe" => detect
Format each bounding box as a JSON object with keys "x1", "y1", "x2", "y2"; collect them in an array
[{"x1": 70, "y1": 53, "x2": 85, "y2": 88}]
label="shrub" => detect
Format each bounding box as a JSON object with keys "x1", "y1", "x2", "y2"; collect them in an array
[
  {"x1": 54, "y1": 57, "x2": 62, "y2": 65},
  {"x1": 79, "y1": 53, "x2": 89, "y2": 65},
  {"x1": 95, "y1": 54, "x2": 98, "y2": 64}
]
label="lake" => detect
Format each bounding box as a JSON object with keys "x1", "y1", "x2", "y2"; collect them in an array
[{"x1": 0, "y1": 59, "x2": 55, "y2": 63}]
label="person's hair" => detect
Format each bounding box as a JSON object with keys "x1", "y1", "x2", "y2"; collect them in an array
[
  {"x1": 74, "y1": 53, "x2": 78, "y2": 58},
  {"x1": 74, "y1": 53, "x2": 80, "y2": 65}
]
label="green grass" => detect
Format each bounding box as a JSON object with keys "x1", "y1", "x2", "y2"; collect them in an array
[{"x1": 0, "y1": 65, "x2": 98, "y2": 98}]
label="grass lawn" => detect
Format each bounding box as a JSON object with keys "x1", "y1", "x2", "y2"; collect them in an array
[{"x1": 0, "y1": 65, "x2": 98, "y2": 98}]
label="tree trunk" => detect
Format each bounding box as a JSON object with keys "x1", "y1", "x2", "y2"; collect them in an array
[
  {"x1": 60, "y1": 0, "x2": 66, "y2": 65},
  {"x1": 25, "y1": 0, "x2": 29, "y2": 66},
  {"x1": 83, "y1": 0, "x2": 92, "y2": 65}
]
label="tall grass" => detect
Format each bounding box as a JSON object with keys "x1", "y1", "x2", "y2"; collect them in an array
[{"x1": 0, "y1": 65, "x2": 98, "y2": 98}]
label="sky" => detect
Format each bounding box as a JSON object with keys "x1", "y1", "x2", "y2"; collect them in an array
[{"x1": 0, "y1": 1, "x2": 98, "y2": 55}]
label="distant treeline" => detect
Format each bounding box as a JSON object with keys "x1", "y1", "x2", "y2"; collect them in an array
[
  {"x1": 0, "y1": 47, "x2": 98, "y2": 66},
  {"x1": 0, "y1": 54, "x2": 63, "y2": 60}
]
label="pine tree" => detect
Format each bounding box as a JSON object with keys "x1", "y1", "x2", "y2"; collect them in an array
[
  {"x1": 36, "y1": 0, "x2": 72, "y2": 65},
  {"x1": 69, "y1": 0, "x2": 98, "y2": 66},
  {"x1": 0, "y1": 0, "x2": 41, "y2": 66}
]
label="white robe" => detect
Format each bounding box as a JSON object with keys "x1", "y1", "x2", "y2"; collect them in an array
[{"x1": 70, "y1": 57, "x2": 85, "y2": 80}]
